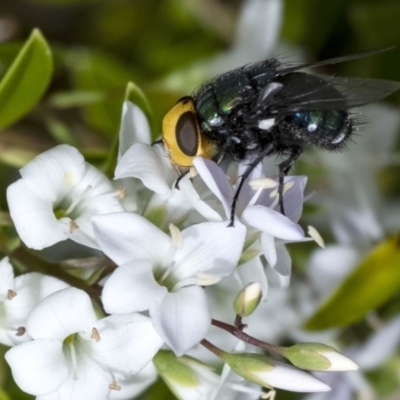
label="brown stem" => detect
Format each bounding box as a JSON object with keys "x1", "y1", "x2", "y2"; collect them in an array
[
  {"x1": 9, "y1": 245, "x2": 102, "y2": 298},
  {"x1": 211, "y1": 319, "x2": 284, "y2": 355}
]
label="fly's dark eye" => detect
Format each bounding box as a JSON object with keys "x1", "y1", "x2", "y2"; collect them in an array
[{"x1": 176, "y1": 112, "x2": 198, "y2": 156}]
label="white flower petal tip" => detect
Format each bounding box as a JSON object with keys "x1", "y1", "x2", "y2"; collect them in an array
[
  {"x1": 249, "y1": 178, "x2": 278, "y2": 190},
  {"x1": 322, "y1": 352, "x2": 359, "y2": 371},
  {"x1": 307, "y1": 226, "x2": 325, "y2": 248},
  {"x1": 260, "y1": 363, "x2": 331, "y2": 393},
  {"x1": 242, "y1": 206, "x2": 305, "y2": 241},
  {"x1": 196, "y1": 272, "x2": 221, "y2": 286}
]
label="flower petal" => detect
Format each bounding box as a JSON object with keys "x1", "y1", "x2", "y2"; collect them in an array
[
  {"x1": 353, "y1": 315, "x2": 400, "y2": 370},
  {"x1": 193, "y1": 157, "x2": 233, "y2": 218},
  {"x1": 27, "y1": 288, "x2": 97, "y2": 340},
  {"x1": 18, "y1": 145, "x2": 85, "y2": 200},
  {"x1": 4, "y1": 273, "x2": 69, "y2": 341},
  {"x1": 261, "y1": 232, "x2": 277, "y2": 267},
  {"x1": 54, "y1": 358, "x2": 110, "y2": 400},
  {"x1": 5, "y1": 339, "x2": 67, "y2": 396},
  {"x1": 256, "y1": 176, "x2": 307, "y2": 223},
  {"x1": 172, "y1": 221, "x2": 246, "y2": 280},
  {"x1": 102, "y1": 261, "x2": 167, "y2": 314},
  {"x1": 92, "y1": 212, "x2": 171, "y2": 265},
  {"x1": 115, "y1": 143, "x2": 171, "y2": 196},
  {"x1": 242, "y1": 205, "x2": 305, "y2": 240},
  {"x1": 87, "y1": 314, "x2": 163, "y2": 376},
  {"x1": 150, "y1": 286, "x2": 210, "y2": 356},
  {"x1": 265, "y1": 245, "x2": 291, "y2": 289},
  {"x1": 109, "y1": 363, "x2": 157, "y2": 400},
  {"x1": 0, "y1": 257, "x2": 14, "y2": 299},
  {"x1": 256, "y1": 360, "x2": 331, "y2": 392},
  {"x1": 178, "y1": 176, "x2": 223, "y2": 222},
  {"x1": 7, "y1": 179, "x2": 68, "y2": 250},
  {"x1": 118, "y1": 102, "x2": 151, "y2": 159}
]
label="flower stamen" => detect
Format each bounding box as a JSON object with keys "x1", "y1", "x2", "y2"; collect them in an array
[
  {"x1": 69, "y1": 221, "x2": 79, "y2": 233},
  {"x1": 91, "y1": 327, "x2": 101, "y2": 342},
  {"x1": 15, "y1": 327, "x2": 26, "y2": 336},
  {"x1": 109, "y1": 381, "x2": 121, "y2": 391}
]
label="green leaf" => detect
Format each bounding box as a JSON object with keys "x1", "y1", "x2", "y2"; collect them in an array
[
  {"x1": 67, "y1": 49, "x2": 132, "y2": 137},
  {"x1": 0, "y1": 29, "x2": 53, "y2": 130},
  {"x1": 305, "y1": 235, "x2": 400, "y2": 330},
  {"x1": 48, "y1": 91, "x2": 106, "y2": 108}
]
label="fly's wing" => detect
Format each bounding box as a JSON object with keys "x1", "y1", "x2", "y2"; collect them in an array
[
  {"x1": 278, "y1": 46, "x2": 395, "y2": 75},
  {"x1": 256, "y1": 72, "x2": 400, "y2": 116}
]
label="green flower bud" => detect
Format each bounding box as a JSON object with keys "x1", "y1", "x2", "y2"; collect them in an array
[
  {"x1": 153, "y1": 350, "x2": 219, "y2": 399},
  {"x1": 233, "y1": 282, "x2": 262, "y2": 317},
  {"x1": 223, "y1": 352, "x2": 330, "y2": 392},
  {"x1": 282, "y1": 343, "x2": 359, "y2": 371}
]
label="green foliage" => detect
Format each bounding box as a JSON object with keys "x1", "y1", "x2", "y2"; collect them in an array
[
  {"x1": 0, "y1": 29, "x2": 53, "y2": 130},
  {"x1": 66, "y1": 49, "x2": 132, "y2": 137},
  {"x1": 305, "y1": 235, "x2": 400, "y2": 330}
]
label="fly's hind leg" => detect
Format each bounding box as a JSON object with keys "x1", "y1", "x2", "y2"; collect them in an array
[{"x1": 277, "y1": 146, "x2": 302, "y2": 215}]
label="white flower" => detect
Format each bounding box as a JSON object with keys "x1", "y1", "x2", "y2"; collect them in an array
[
  {"x1": 193, "y1": 157, "x2": 309, "y2": 288},
  {"x1": 7, "y1": 144, "x2": 123, "y2": 250},
  {"x1": 92, "y1": 212, "x2": 246, "y2": 355},
  {"x1": 115, "y1": 142, "x2": 221, "y2": 223},
  {"x1": 5, "y1": 287, "x2": 163, "y2": 400},
  {"x1": 118, "y1": 101, "x2": 152, "y2": 159},
  {"x1": 0, "y1": 257, "x2": 69, "y2": 346}
]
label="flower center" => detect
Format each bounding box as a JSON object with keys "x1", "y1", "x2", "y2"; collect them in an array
[
  {"x1": 54, "y1": 185, "x2": 93, "y2": 220},
  {"x1": 64, "y1": 333, "x2": 79, "y2": 380}
]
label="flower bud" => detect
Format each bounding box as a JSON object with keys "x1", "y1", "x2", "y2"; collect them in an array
[
  {"x1": 282, "y1": 343, "x2": 358, "y2": 371},
  {"x1": 233, "y1": 282, "x2": 262, "y2": 317},
  {"x1": 223, "y1": 352, "x2": 331, "y2": 393},
  {"x1": 153, "y1": 350, "x2": 219, "y2": 400}
]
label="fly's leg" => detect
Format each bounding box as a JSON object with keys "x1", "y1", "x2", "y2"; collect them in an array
[
  {"x1": 174, "y1": 169, "x2": 190, "y2": 190},
  {"x1": 277, "y1": 146, "x2": 302, "y2": 215},
  {"x1": 229, "y1": 144, "x2": 274, "y2": 227},
  {"x1": 151, "y1": 139, "x2": 163, "y2": 146}
]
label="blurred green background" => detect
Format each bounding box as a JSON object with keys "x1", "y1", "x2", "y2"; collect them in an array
[{"x1": 1, "y1": 0, "x2": 399, "y2": 160}]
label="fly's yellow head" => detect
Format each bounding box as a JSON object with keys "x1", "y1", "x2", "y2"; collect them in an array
[{"x1": 162, "y1": 97, "x2": 217, "y2": 167}]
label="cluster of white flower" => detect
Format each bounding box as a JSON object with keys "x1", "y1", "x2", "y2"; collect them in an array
[{"x1": 1, "y1": 97, "x2": 360, "y2": 400}]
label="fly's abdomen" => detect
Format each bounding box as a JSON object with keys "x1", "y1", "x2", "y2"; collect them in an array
[{"x1": 282, "y1": 110, "x2": 352, "y2": 149}]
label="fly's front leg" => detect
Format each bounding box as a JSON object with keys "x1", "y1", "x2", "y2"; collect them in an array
[{"x1": 277, "y1": 146, "x2": 302, "y2": 215}]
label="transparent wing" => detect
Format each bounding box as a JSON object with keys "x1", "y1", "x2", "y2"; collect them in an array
[
  {"x1": 256, "y1": 73, "x2": 400, "y2": 116},
  {"x1": 278, "y1": 46, "x2": 395, "y2": 75}
]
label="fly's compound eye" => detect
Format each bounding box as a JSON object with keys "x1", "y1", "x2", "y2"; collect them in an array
[
  {"x1": 162, "y1": 97, "x2": 217, "y2": 167},
  {"x1": 176, "y1": 111, "x2": 198, "y2": 157}
]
